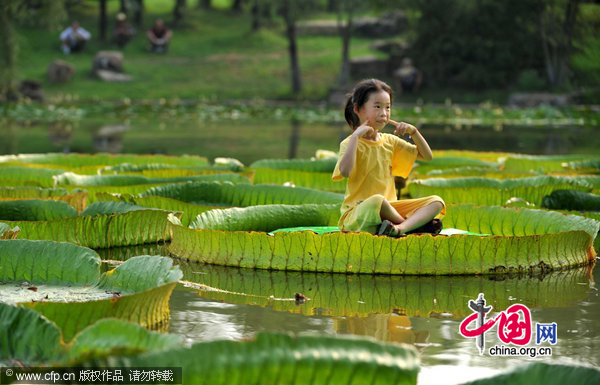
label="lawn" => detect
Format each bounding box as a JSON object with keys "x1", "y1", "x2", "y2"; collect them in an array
[{"x1": 17, "y1": 0, "x2": 381, "y2": 102}]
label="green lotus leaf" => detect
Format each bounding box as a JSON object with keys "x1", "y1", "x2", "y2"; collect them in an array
[
  {"x1": 0, "y1": 302, "x2": 63, "y2": 365},
  {"x1": 98, "y1": 255, "x2": 182, "y2": 293},
  {"x1": 66, "y1": 318, "x2": 184, "y2": 363},
  {"x1": 142, "y1": 181, "x2": 344, "y2": 206},
  {"x1": 541, "y1": 190, "x2": 600, "y2": 211},
  {"x1": 53, "y1": 172, "x2": 248, "y2": 187},
  {"x1": 0, "y1": 239, "x2": 100, "y2": 285},
  {"x1": 0, "y1": 239, "x2": 182, "y2": 340},
  {"x1": 432, "y1": 150, "x2": 513, "y2": 163},
  {"x1": 408, "y1": 176, "x2": 592, "y2": 206},
  {"x1": 70, "y1": 184, "x2": 187, "y2": 204},
  {"x1": 0, "y1": 200, "x2": 78, "y2": 221},
  {"x1": 190, "y1": 204, "x2": 341, "y2": 232},
  {"x1": 250, "y1": 157, "x2": 338, "y2": 172},
  {"x1": 0, "y1": 166, "x2": 65, "y2": 187},
  {"x1": 6, "y1": 208, "x2": 179, "y2": 248},
  {"x1": 459, "y1": 362, "x2": 600, "y2": 385},
  {"x1": 95, "y1": 193, "x2": 222, "y2": 227},
  {"x1": 501, "y1": 154, "x2": 600, "y2": 173},
  {"x1": 0, "y1": 186, "x2": 69, "y2": 199},
  {"x1": 414, "y1": 157, "x2": 497, "y2": 174},
  {"x1": 1, "y1": 153, "x2": 209, "y2": 168},
  {"x1": 564, "y1": 159, "x2": 600, "y2": 172},
  {"x1": 80, "y1": 201, "x2": 152, "y2": 216},
  {"x1": 85, "y1": 332, "x2": 419, "y2": 385},
  {"x1": 178, "y1": 260, "x2": 590, "y2": 318},
  {"x1": 252, "y1": 168, "x2": 346, "y2": 192},
  {"x1": 168, "y1": 204, "x2": 598, "y2": 274},
  {"x1": 1, "y1": 305, "x2": 182, "y2": 365}
]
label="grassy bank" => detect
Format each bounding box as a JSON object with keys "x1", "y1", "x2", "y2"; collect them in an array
[{"x1": 18, "y1": 0, "x2": 382, "y2": 102}]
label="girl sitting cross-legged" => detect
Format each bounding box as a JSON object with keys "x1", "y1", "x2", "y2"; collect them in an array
[{"x1": 332, "y1": 78, "x2": 445, "y2": 237}]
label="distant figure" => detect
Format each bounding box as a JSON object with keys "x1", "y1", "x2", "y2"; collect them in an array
[
  {"x1": 147, "y1": 19, "x2": 172, "y2": 53},
  {"x1": 394, "y1": 58, "x2": 422, "y2": 93},
  {"x1": 60, "y1": 21, "x2": 91, "y2": 54},
  {"x1": 113, "y1": 13, "x2": 135, "y2": 48}
]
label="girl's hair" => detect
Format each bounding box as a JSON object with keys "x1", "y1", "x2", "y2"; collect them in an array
[{"x1": 344, "y1": 78, "x2": 393, "y2": 129}]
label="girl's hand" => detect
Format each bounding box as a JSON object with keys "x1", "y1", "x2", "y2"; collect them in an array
[
  {"x1": 353, "y1": 121, "x2": 376, "y2": 139},
  {"x1": 390, "y1": 120, "x2": 417, "y2": 136}
]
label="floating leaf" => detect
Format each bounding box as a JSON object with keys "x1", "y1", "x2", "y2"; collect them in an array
[
  {"x1": 252, "y1": 168, "x2": 345, "y2": 192},
  {"x1": 142, "y1": 181, "x2": 344, "y2": 206},
  {"x1": 54, "y1": 172, "x2": 249, "y2": 187},
  {"x1": 459, "y1": 362, "x2": 600, "y2": 385},
  {"x1": 541, "y1": 190, "x2": 600, "y2": 211},
  {"x1": 85, "y1": 333, "x2": 419, "y2": 385},
  {"x1": 0, "y1": 200, "x2": 78, "y2": 221},
  {"x1": 168, "y1": 204, "x2": 598, "y2": 274},
  {"x1": 250, "y1": 157, "x2": 338, "y2": 172},
  {"x1": 190, "y1": 204, "x2": 341, "y2": 232},
  {"x1": 408, "y1": 176, "x2": 592, "y2": 206}
]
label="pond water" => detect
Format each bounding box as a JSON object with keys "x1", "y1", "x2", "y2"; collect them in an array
[
  {"x1": 1, "y1": 118, "x2": 598, "y2": 165},
  {"x1": 97, "y1": 244, "x2": 599, "y2": 384}
]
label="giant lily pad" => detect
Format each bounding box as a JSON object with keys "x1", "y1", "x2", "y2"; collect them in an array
[
  {"x1": 168, "y1": 204, "x2": 598, "y2": 275},
  {"x1": 82, "y1": 332, "x2": 420, "y2": 385},
  {"x1": 53, "y1": 172, "x2": 249, "y2": 187},
  {"x1": 142, "y1": 181, "x2": 344, "y2": 206},
  {"x1": 252, "y1": 168, "x2": 345, "y2": 192},
  {"x1": 0, "y1": 239, "x2": 182, "y2": 340},
  {"x1": 0, "y1": 153, "x2": 209, "y2": 168},
  {"x1": 408, "y1": 176, "x2": 592, "y2": 206},
  {"x1": 3, "y1": 202, "x2": 180, "y2": 248}
]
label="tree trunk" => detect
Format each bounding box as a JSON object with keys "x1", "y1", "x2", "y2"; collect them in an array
[
  {"x1": 557, "y1": 0, "x2": 580, "y2": 85},
  {"x1": 282, "y1": 0, "x2": 302, "y2": 94},
  {"x1": 251, "y1": 0, "x2": 261, "y2": 31},
  {"x1": 199, "y1": 0, "x2": 211, "y2": 10},
  {"x1": 288, "y1": 119, "x2": 301, "y2": 159},
  {"x1": 173, "y1": 0, "x2": 186, "y2": 24},
  {"x1": 0, "y1": 1, "x2": 18, "y2": 101},
  {"x1": 232, "y1": 0, "x2": 244, "y2": 13},
  {"x1": 133, "y1": 0, "x2": 144, "y2": 26},
  {"x1": 119, "y1": 0, "x2": 128, "y2": 14},
  {"x1": 337, "y1": 3, "x2": 353, "y2": 86},
  {"x1": 99, "y1": 0, "x2": 108, "y2": 42}
]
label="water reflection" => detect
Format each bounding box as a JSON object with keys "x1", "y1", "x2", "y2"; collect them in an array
[{"x1": 95, "y1": 244, "x2": 599, "y2": 374}]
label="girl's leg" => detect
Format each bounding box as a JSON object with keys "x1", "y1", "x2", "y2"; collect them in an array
[
  {"x1": 380, "y1": 199, "x2": 405, "y2": 224},
  {"x1": 396, "y1": 202, "x2": 444, "y2": 235}
]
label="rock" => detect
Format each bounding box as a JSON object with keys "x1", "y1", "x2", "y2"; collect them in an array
[
  {"x1": 18, "y1": 80, "x2": 44, "y2": 102},
  {"x1": 508, "y1": 93, "x2": 571, "y2": 107},
  {"x1": 93, "y1": 124, "x2": 128, "y2": 153},
  {"x1": 95, "y1": 69, "x2": 132, "y2": 82},
  {"x1": 92, "y1": 51, "x2": 124, "y2": 73},
  {"x1": 371, "y1": 40, "x2": 408, "y2": 56},
  {"x1": 297, "y1": 12, "x2": 407, "y2": 37},
  {"x1": 47, "y1": 60, "x2": 75, "y2": 83}
]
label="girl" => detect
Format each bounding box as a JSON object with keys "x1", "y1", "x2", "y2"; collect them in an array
[{"x1": 332, "y1": 79, "x2": 445, "y2": 237}]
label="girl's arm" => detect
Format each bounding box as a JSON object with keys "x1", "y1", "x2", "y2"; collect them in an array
[
  {"x1": 390, "y1": 120, "x2": 433, "y2": 161},
  {"x1": 338, "y1": 123, "x2": 375, "y2": 177}
]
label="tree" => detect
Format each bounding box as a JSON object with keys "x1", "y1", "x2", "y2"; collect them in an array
[
  {"x1": 540, "y1": 0, "x2": 581, "y2": 87},
  {"x1": 335, "y1": 0, "x2": 363, "y2": 86},
  {"x1": 0, "y1": 0, "x2": 66, "y2": 101},
  {"x1": 280, "y1": 0, "x2": 302, "y2": 94},
  {"x1": 173, "y1": 0, "x2": 187, "y2": 25},
  {"x1": 99, "y1": 0, "x2": 108, "y2": 42}
]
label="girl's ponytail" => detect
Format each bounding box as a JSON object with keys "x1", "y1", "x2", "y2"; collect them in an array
[{"x1": 344, "y1": 95, "x2": 360, "y2": 129}]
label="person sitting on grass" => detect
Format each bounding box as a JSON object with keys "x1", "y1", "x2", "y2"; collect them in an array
[
  {"x1": 60, "y1": 21, "x2": 91, "y2": 54},
  {"x1": 147, "y1": 19, "x2": 172, "y2": 53},
  {"x1": 113, "y1": 12, "x2": 135, "y2": 48},
  {"x1": 332, "y1": 78, "x2": 445, "y2": 237}
]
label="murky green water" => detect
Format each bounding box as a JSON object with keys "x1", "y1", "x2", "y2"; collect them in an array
[
  {"x1": 97, "y1": 244, "x2": 599, "y2": 384},
  {"x1": 2, "y1": 118, "x2": 598, "y2": 165}
]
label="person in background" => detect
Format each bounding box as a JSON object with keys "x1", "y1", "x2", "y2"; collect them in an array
[
  {"x1": 147, "y1": 19, "x2": 172, "y2": 53},
  {"x1": 394, "y1": 58, "x2": 423, "y2": 94},
  {"x1": 60, "y1": 21, "x2": 91, "y2": 54},
  {"x1": 113, "y1": 13, "x2": 135, "y2": 48}
]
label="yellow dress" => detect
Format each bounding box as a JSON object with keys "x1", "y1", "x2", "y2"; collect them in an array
[{"x1": 332, "y1": 133, "x2": 445, "y2": 233}]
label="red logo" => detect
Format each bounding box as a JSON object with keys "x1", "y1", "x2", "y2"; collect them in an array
[{"x1": 459, "y1": 293, "x2": 532, "y2": 354}]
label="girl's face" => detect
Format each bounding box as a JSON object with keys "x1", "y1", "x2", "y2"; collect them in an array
[{"x1": 354, "y1": 90, "x2": 391, "y2": 131}]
